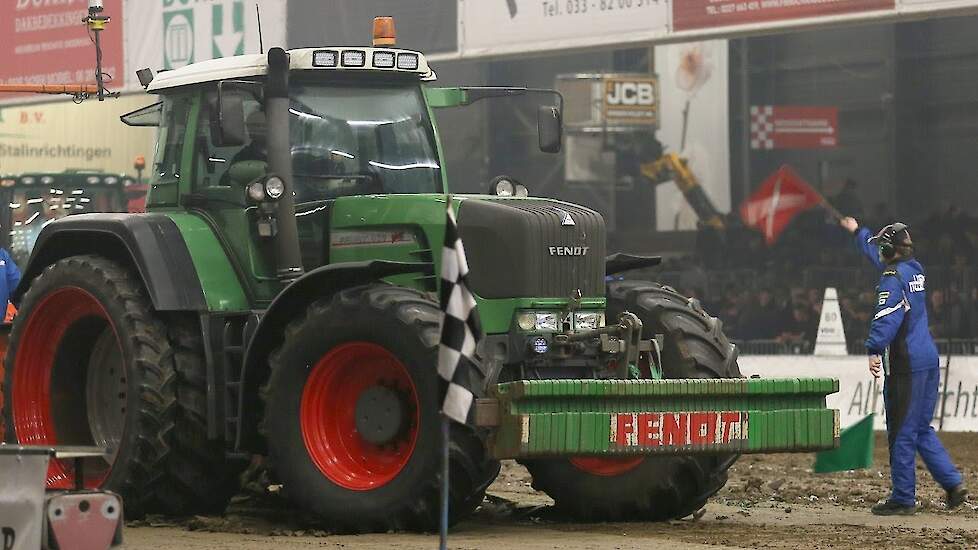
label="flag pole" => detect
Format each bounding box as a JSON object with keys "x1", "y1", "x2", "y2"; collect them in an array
[
  {"x1": 439, "y1": 413, "x2": 450, "y2": 550},
  {"x1": 818, "y1": 198, "x2": 845, "y2": 221},
  {"x1": 440, "y1": 192, "x2": 454, "y2": 550}
]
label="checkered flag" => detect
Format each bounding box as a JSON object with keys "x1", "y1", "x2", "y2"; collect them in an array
[{"x1": 438, "y1": 201, "x2": 483, "y2": 424}]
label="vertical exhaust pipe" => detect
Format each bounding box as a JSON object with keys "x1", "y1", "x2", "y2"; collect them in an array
[{"x1": 265, "y1": 47, "x2": 304, "y2": 283}]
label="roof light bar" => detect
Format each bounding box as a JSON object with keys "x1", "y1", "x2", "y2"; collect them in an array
[
  {"x1": 396, "y1": 53, "x2": 419, "y2": 70},
  {"x1": 312, "y1": 49, "x2": 338, "y2": 67},
  {"x1": 341, "y1": 50, "x2": 366, "y2": 67},
  {"x1": 372, "y1": 51, "x2": 395, "y2": 68}
]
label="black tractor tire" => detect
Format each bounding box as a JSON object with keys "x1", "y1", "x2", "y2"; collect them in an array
[
  {"x1": 1, "y1": 256, "x2": 241, "y2": 517},
  {"x1": 260, "y1": 284, "x2": 499, "y2": 533},
  {"x1": 523, "y1": 280, "x2": 741, "y2": 522},
  {"x1": 155, "y1": 318, "x2": 248, "y2": 513}
]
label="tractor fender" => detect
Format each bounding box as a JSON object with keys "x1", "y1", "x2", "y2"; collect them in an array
[
  {"x1": 13, "y1": 213, "x2": 207, "y2": 311},
  {"x1": 236, "y1": 260, "x2": 428, "y2": 451}
]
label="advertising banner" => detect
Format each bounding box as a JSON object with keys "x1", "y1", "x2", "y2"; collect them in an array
[
  {"x1": 458, "y1": 0, "x2": 669, "y2": 58},
  {"x1": 0, "y1": 451, "x2": 49, "y2": 550},
  {"x1": 899, "y1": 0, "x2": 978, "y2": 10},
  {"x1": 0, "y1": 95, "x2": 156, "y2": 176},
  {"x1": 0, "y1": 0, "x2": 125, "y2": 92},
  {"x1": 126, "y1": 0, "x2": 287, "y2": 83},
  {"x1": 654, "y1": 40, "x2": 730, "y2": 231},
  {"x1": 740, "y1": 356, "x2": 978, "y2": 431},
  {"x1": 750, "y1": 105, "x2": 839, "y2": 150},
  {"x1": 602, "y1": 76, "x2": 660, "y2": 126},
  {"x1": 673, "y1": 0, "x2": 895, "y2": 32}
]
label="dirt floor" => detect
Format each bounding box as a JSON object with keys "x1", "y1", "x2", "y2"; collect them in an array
[{"x1": 123, "y1": 432, "x2": 978, "y2": 549}]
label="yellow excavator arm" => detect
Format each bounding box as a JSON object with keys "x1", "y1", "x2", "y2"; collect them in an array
[{"x1": 640, "y1": 152, "x2": 725, "y2": 230}]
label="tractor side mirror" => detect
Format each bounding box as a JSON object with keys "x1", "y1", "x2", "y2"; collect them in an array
[
  {"x1": 538, "y1": 105, "x2": 562, "y2": 154},
  {"x1": 213, "y1": 83, "x2": 248, "y2": 147}
]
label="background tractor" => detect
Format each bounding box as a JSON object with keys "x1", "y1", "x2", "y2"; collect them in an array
[
  {"x1": 1, "y1": 18, "x2": 839, "y2": 530},
  {"x1": 0, "y1": 171, "x2": 146, "y2": 267}
]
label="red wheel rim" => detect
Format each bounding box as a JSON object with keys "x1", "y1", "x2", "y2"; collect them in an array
[
  {"x1": 569, "y1": 456, "x2": 644, "y2": 477},
  {"x1": 300, "y1": 342, "x2": 420, "y2": 491},
  {"x1": 11, "y1": 286, "x2": 121, "y2": 489}
]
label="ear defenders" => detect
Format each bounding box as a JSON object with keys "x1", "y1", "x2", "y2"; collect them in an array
[
  {"x1": 880, "y1": 240, "x2": 897, "y2": 260},
  {"x1": 869, "y1": 222, "x2": 910, "y2": 260}
]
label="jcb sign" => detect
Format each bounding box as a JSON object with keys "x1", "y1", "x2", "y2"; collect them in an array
[{"x1": 603, "y1": 76, "x2": 659, "y2": 126}]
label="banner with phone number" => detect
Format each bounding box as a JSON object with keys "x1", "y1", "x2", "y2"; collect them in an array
[
  {"x1": 458, "y1": 0, "x2": 669, "y2": 58},
  {"x1": 673, "y1": 0, "x2": 895, "y2": 32}
]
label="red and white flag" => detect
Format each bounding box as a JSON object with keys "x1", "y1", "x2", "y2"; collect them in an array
[{"x1": 739, "y1": 165, "x2": 823, "y2": 245}]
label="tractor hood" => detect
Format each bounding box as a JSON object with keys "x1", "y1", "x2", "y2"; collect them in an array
[{"x1": 456, "y1": 197, "x2": 606, "y2": 299}]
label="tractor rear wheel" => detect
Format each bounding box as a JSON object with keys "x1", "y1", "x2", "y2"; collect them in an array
[
  {"x1": 523, "y1": 281, "x2": 741, "y2": 521},
  {"x1": 261, "y1": 284, "x2": 498, "y2": 533},
  {"x1": 1, "y1": 255, "x2": 242, "y2": 516}
]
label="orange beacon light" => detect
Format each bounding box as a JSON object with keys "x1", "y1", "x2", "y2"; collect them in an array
[{"x1": 373, "y1": 16, "x2": 396, "y2": 47}]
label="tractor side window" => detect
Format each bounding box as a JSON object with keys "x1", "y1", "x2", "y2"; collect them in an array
[
  {"x1": 156, "y1": 96, "x2": 193, "y2": 182},
  {"x1": 197, "y1": 89, "x2": 265, "y2": 188}
]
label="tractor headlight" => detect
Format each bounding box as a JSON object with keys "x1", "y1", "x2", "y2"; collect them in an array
[
  {"x1": 247, "y1": 181, "x2": 266, "y2": 202},
  {"x1": 573, "y1": 312, "x2": 605, "y2": 331},
  {"x1": 531, "y1": 337, "x2": 549, "y2": 354},
  {"x1": 396, "y1": 53, "x2": 419, "y2": 70},
  {"x1": 264, "y1": 176, "x2": 285, "y2": 199},
  {"x1": 341, "y1": 49, "x2": 366, "y2": 67},
  {"x1": 247, "y1": 176, "x2": 285, "y2": 202},
  {"x1": 535, "y1": 313, "x2": 559, "y2": 332},
  {"x1": 372, "y1": 51, "x2": 396, "y2": 68},
  {"x1": 517, "y1": 312, "x2": 558, "y2": 332},
  {"x1": 517, "y1": 312, "x2": 536, "y2": 331},
  {"x1": 493, "y1": 178, "x2": 515, "y2": 197}
]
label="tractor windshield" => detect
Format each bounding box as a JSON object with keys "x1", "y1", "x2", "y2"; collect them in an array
[{"x1": 286, "y1": 83, "x2": 442, "y2": 203}]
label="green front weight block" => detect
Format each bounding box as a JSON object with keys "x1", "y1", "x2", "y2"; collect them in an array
[{"x1": 478, "y1": 378, "x2": 840, "y2": 460}]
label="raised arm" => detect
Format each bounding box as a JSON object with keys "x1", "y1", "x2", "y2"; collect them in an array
[{"x1": 841, "y1": 217, "x2": 884, "y2": 270}]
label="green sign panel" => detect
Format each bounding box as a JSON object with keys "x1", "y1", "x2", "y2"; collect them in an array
[
  {"x1": 162, "y1": 0, "x2": 245, "y2": 70},
  {"x1": 163, "y1": 8, "x2": 194, "y2": 69}
]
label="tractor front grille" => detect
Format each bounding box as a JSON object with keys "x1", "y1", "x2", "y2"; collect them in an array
[{"x1": 457, "y1": 198, "x2": 606, "y2": 299}]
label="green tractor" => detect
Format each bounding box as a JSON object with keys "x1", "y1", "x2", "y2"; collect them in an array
[{"x1": 1, "y1": 21, "x2": 839, "y2": 530}]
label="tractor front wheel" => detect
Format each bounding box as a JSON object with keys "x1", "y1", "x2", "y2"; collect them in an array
[
  {"x1": 261, "y1": 284, "x2": 498, "y2": 532},
  {"x1": 523, "y1": 281, "x2": 741, "y2": 521}
]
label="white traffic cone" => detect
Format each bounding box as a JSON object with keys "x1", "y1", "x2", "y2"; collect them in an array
[{"x1": 814, "y1": 287, "x2": 848, "y2": 356}]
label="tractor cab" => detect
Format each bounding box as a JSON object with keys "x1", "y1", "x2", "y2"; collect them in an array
[{"x1": 123, "y1": 24, "x2": 561, "y2": 300}]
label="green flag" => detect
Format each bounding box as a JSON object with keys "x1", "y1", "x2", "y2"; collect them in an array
[{"x1": 813, "y1": 413, "x2": 875, "y2": 473}]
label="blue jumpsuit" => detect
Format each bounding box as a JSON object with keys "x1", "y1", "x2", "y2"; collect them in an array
[
  {"x1": 855, "y1": 227, "x2": 962, "y2": 506},
  {"x1": 0, "y1": 248, "x2": 21, "y2": 309}
]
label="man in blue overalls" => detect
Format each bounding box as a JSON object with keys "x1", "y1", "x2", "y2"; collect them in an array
[
  {"x1": 842, "y1": 217, "x2": 967, "y2": 515},
  {"x1": 0, "y1": 247, "x2": 20, "y2": 316}
]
